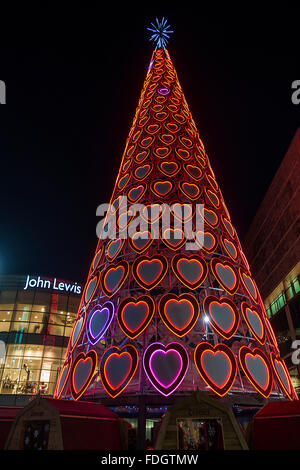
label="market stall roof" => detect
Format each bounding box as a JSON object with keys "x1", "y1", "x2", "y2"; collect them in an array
[
  {"x1": 254, "y1": 399, "x2": 300, "y2": 418},
  {"x1": 252, "y1": 399, "x2": 300, "y2": 450}
]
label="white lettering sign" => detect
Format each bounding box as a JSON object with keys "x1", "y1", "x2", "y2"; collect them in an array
[{"x1": 24, "y1": 275, "x2": 82, "y2": 294}]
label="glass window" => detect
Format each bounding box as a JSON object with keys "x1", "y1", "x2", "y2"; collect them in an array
[
  {"x1": 32, "y1": 292, "x2": 51, "y2": 312},
  {"x1": 67, "y1": 295, "x2": 81, "y2": 315},
  {"x1": 293, "y1": 277, "x2": 300, "y2": 294},
  {"x1": 16, "y1": 289, "x2": 34, "y2": 307},
  {"x1": 0, "y1": 310, "x2": 12, "y2": 331},
  {"x1": 0, "y1": 290, "x2": 17, "y2": 308}
]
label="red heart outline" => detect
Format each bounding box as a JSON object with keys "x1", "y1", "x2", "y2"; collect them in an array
[
  {"x1": 239, "y1": 268, "x2": 259, "y2": 302},
  {"x1": 69, "y1": 311, "x2": 86, "y2": 352},
  {"x1": 54, "y1": 358, "x2": 72, "y2": 399},
  {"x1": 143, "y1": 342, "x2": 189, "y2": 396},
  {"x1": 179, "y1": 181, "x2": 201, "y2": 200},
  {"x1": 164, "y1": 122, "x2": 180, "y2": 133},
  {"x1": 210, "y1": 258, "x2": 239, "y2": 295},
  {"x1": 135, "y1": 150, "x2": 149, "y2": 163},
  {"x1": 221, "y1": 236, "x2": 238, "y2": 260},
  {"x1": 129, "y1": 230, "x2": 154, "y2": 254},
  {"x1": 146, "y1": 123, "x2": 161, "y2": 134},
  {"x1": 205, "y1": 188, "x2": 220, "y2": 208},
  {"x1": 172, "y1": 254, "x2": 208, "y2": 289},
  {"x1": 194, "y1": 230, "x2": 218, "y2": 253},
  {"x1": 151, "y1": 179, "x2": 174, "y2": 197},
  {"x1": 140, "y1": 135, "x2": 155, "y2": 148},
  {"x1": 132, "y1": 255, "x2": 168, "y2": 290},
  {"x1": 159, "y1": 161, "x2": 180, "y2": 177},
  {"x1": 203, "y1": 295, "x2": 240, "y2": 339},
  {"x1": 133, "y1": 163, "x2": 152, "y2": 181},
  {"x1": 241, "y1": 302, "x2": 266, "y2": 344},
  {"x1": 122, "y1": 160, "x2": 131, "y2": 173},
  {"x1": 117, "y1": 295, "x2": 155, "y2": 339},
  {"x1": 70, "y1": 350, "x2": 97, "y2": 401},
  {"x1": 179, "y1": 136, "x2": 193, "y2": 148},
  {"x1": 175, "y1": 147, "x2": 191, "y2": 160},
  {"x1": 100, "y1": 345, "x2": 139, "y2": 398},
  {"x1": 91, "y1": 247, "x2": 103, "y2": 271},
  {"x1": 84, "y1": 273, "x2": 100, "y2": 306},
  {"x1": 105, "y1": 238, "x2": 125, "y2": 262},
  {"x1": 158, "y1": 293, "x2": 199, "y2": 337},
  {"x1": 194, "y1": 342, "x2": 237, "y2": 397},
  {"x1": 198, "y1": 206, "x2": 219, "y2": 228},
  {"x1": 171, "y1": 201, "x2": 194, "y2": 223},
  {"x1": 160, "y1": 227, "x2": 186, "y2": 250},
  {"x1": 127, "y1": 184, "x2": 147, "y2": 203},
  {"x1": 270, "y1": 352, "x2": 297, "y2": 401},
  {"x1": 159, "y1": 133, "x2": 176, "y2": 145},
  {"x1": 117, "y1": 173, "x2": 130, "y2": 190},
  {"x1": 184, "y1": 163, "x2": 203, "y2": 181},
  {"x1": 154, "y1": 111, "x2": 168, "y2": 122},
  {"x1": 154, "y1": 146, "x2": 171, "y2": 158},
  {"x1": 221, "y1": 215, "x2": 235, "y2": 239},
  {"x1": 207, "y1": 174, "x2": 219, "y2": 191},
  {"x1": 141, "y1": 203, "x2": 165, "y2": 224},
  {"x1": 239, "y1": 346, "x2": 273, "y2": 398},
  {"x1": 117, "y1": 210, "x2": 134, "y2": 231},
  {"x1": 101, "y1": 260, "x2": 129, "y2": 297}
]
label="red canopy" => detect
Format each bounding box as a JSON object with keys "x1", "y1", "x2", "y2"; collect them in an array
[
  {"x1": 253, "y1": 400, "x2": 300, "y2": 450},
  {"x1": 0, "y1": 398, "x2": 124, "y2": 450}
]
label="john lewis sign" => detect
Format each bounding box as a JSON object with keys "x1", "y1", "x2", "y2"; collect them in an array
[{"x1": 24, "y1": 275, "x2": 82, "y2": 294}]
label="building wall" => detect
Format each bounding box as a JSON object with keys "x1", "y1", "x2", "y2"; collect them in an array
[
  {"x1": 0, "y1": 275, "x2": 81, "y2": 397},
  {"x1": 244, "y1": 128, "x2": 300, "y2": 300},
  {"x1": 244, "y1": 129, "x2": 300, "y2": 393}
]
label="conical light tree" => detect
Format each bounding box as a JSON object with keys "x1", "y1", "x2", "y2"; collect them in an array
[{"x1": 55, "y1": 19, "x2": 298, "y2": 403}]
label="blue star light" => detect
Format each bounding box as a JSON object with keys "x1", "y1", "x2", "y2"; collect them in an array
[{"x1": 147, "y1": 17, "x2": 174, "y2": 49}]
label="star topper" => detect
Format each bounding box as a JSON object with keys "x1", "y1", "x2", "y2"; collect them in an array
[{"x1": 147, "y1": 17, "x2": 174, "y2": 50}]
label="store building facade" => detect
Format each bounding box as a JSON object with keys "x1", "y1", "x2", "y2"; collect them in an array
[
  {"x1": 244, "y1": 128, "x2": 300, "y2": 394},
  {"x1": 0, "y1": 274, "x2": 81, "y2": 398}
]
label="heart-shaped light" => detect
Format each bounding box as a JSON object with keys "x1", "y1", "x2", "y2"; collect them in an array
[
  {"x1": 158, "y1": 293, "x2": 199, "y2": 337},
  {"x1": 129, "y1": 230, "x2": 153, "y2": 253},
  {"x1": 134, "y1": 164, "x2": 152, "y2": 181},
  {"x1": 194, "y1": 342, "x2": 237, "y2": 397},
  {"x1": 172, "y1": 254, "x2": 208, "y2": 289},
  {"x1": 127, "y1": 184, "x2": 146, "y2": 203},
  {"x1": 84, "y1": 274, "x2": 100, "y2": 306},
  {"x1": 184, "y1": 164, "x2": 203, "y2": 180},
  {"x1": 211, "y1": 258, "x2": 239, "y2": 295},
  {"x1": 70, "y1": 312, "x2": 86, "y2": 351},
  {"x1": 143, "y1": 342, "x2": 189, "y2": 396},
  {"x1": 241, "y1": 302, "x2": 266, "y2": 344},
  {"x1": 180, "y1": 182, "x2": 201, "y2": 200},
  {"x1": 194, "y1": 230, "x2": 218, "y2": 253},
  {"x1": 117, "y1": 295, "x2": 155, "y2": 339},
  {"x1": 132, "y1": 255, "x2": 168, "y2": 290},
  {"x1": 100, "y1": 345, "x2": 139, "y2": 398},
  {"x1": 239, "y1": 346, "x2": 273, "y2": 398},
  {"x1": 70, "y1": 350, "x2": 97, "y2": 401},
  {"x1": 106, "y1": 238, "x2": 124, "y2": 262},
  {"x1": 86, "y1": 301, "x2": 114, "y2": 345},
  {"x1": 159, "y1": 161, "x2": 180, "y2": 177},
  {"x1": 101, "y1": 260, "x2": 129, "y2": 297},
  {"x1": 151, "y1": 180, "x2": 173, "y2": 197},
  {"x1": 203, "y1": 295, "x2": 240, "y2": 339},
  {"x1": 239, "y1": 269, "x2": 258, "y2": 302},
  {"x1": 54, "y1": 359, "x2": 71, "y2": 399},
  {"x1": 160, "y1": 227, "x2": 186, "y2": 250},
  {"x1": 270, "y1": 352, "x2": 296, "y2": 400}
]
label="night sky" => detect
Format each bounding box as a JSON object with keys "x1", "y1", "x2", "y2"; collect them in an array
[{"x1": 0, "y1": 7, "x2": 299, "y2": 284}]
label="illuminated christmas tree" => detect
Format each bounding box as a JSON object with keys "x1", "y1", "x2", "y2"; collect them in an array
[{"x1": 55, "y1": 19, "x2": 297, "y2": 403}]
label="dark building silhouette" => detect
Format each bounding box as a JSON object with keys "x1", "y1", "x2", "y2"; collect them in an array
[{"x1": 244, "y1": 128, "x2": 300, "y2": 393}]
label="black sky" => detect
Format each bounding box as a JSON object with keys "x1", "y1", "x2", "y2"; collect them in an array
[{"x1": 0, "y1": 6, "x2": 299, "y2": 283}]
